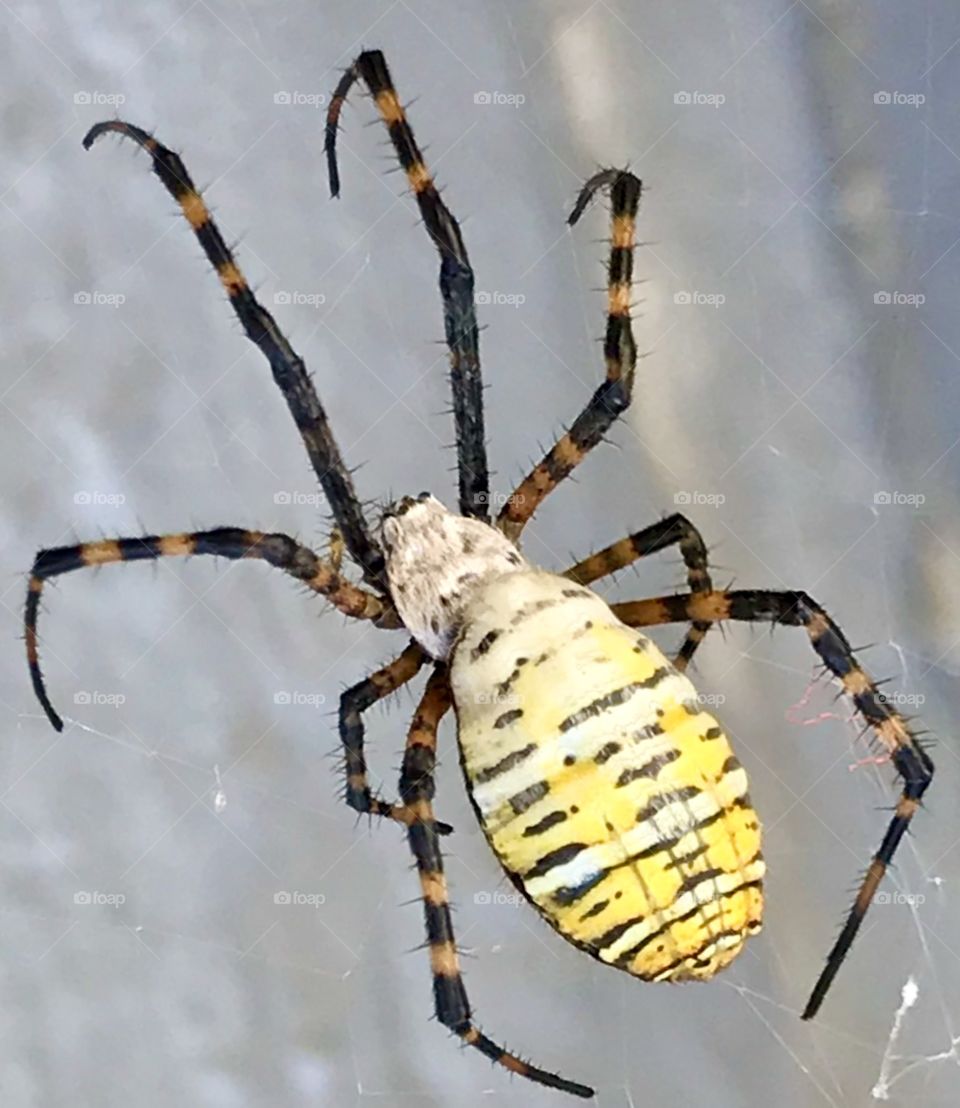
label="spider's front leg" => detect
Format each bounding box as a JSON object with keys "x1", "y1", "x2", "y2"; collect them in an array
[
  {"x1": 325, "y1": 50, "x2": 490, "y2": 523},
  {"x1": 498, "y1": 168, "x2": 641, "y2": 542},
  {"x1": 397, "y1": 665, "x2": 594, "y2": 1098},
  {"x1": 26, "y1": 529, "x2": 399, "y2": 732},
  {"x1": 82, "y1": 121, "x2": 385, "y2": 587},
  {"x1": 564, "y1": 512, "x2": 714, "y2": 670},
  {"x1": 338, "y1": 641, "x2": 454, "y2": 836},
  {"x1": 612, "y1": 587, "x2": 935, "y2": 1018}
]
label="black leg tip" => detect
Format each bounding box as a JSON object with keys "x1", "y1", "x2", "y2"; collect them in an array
[{"x1": 82, "y1": 121, "x2": 115, "y2": 150}]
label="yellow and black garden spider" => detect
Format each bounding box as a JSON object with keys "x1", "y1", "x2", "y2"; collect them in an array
[{"x1": 25, "y1": 50, "x2": 933, "y2": 1099}]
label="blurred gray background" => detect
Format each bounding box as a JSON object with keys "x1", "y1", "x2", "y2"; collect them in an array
[{"x1": 1, "y1": 2, "x2": 959, "y2": 1106}]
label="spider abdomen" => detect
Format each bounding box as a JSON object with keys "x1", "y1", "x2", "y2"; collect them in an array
[{"x1": 451, "y1": 570, "x2": 765, "y2": 982}]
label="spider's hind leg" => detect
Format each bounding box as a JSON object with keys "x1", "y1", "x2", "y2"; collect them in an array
[
  {"x1": 398, "y1": 665, "x2": 594, "y2": 1098},
  {"x1": 612, "y1": 586, "x2": 935, "y2": 1019},
  {"x1": 564, "y1": 511, "x2": 714, "y2": 670}
]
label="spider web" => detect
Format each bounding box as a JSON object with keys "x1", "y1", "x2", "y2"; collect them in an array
[{"x1": 1, "y1": 2, "x2": 959, "y2": 1106}]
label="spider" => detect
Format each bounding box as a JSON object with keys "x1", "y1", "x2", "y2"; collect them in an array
[{"x1": 24, "y1": 49, "x2": 933, "y2": 1100}]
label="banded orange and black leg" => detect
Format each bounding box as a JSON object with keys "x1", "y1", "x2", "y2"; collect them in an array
[
  {"x1": 498, "y1": 168, "x2": 641, "y2": 542},
  {"x1": 398, "y1": 665, "x2": 594, "y2": 1098},
  {"x1": 610, "y1": 587, "x2": 934, "y2": 1019},
  {"x1": 82, "y1": 121, "x2": 385, "y2": 587},
  {"x1": 564, "y1": 512, "x2": 714, "y2": 670},
  {"x1": 25, "y1": 529, "x2": 399, "y2": 733},
  {"x1": 338, "y1": 641, "x2": 456, "y2": 835},
  {"x1": 326, "y1": 50, "x2": 490, "y2": 523}
]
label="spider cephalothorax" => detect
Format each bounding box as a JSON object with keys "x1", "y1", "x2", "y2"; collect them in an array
[
  {"x1": 24, "y1": 47, "x2": 934, "y2": 1101},
  {"x1": 381, "y1": 493, "x2": 528, "y2": 657}
]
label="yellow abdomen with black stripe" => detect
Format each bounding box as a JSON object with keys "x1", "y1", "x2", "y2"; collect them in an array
[{"x1": 451, "y1": 571, "x2": 764, "y2": 981}]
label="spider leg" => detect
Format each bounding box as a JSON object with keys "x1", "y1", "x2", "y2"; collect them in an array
[
  {"x1": 327, "y1": 526, "x2": 345, "y2": 573},
  {"x1": 497, "y1": 169, "x2": 641, "y2": 542},
  {"x1": 338, "y1": 641, "x2": 454, "y2": 835},
  {"x1": 564, "y1": 512, "x2": 713, "y2": 670},
  {"x1": 326, "y1": 51, "x2": 490, "y2": 523},
  {"x1": 611, "y1": 588, "x2": 934, "y2": 1019},
  {"x1": 82, "y1": 121, "x2": 385, "y2": 588},
  {"x1": 25, "y1": 528, "x2": 399, "y2": 733},
  {"x1": 398, "y1": 664, "x2": 594, "y2": 1098}
]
